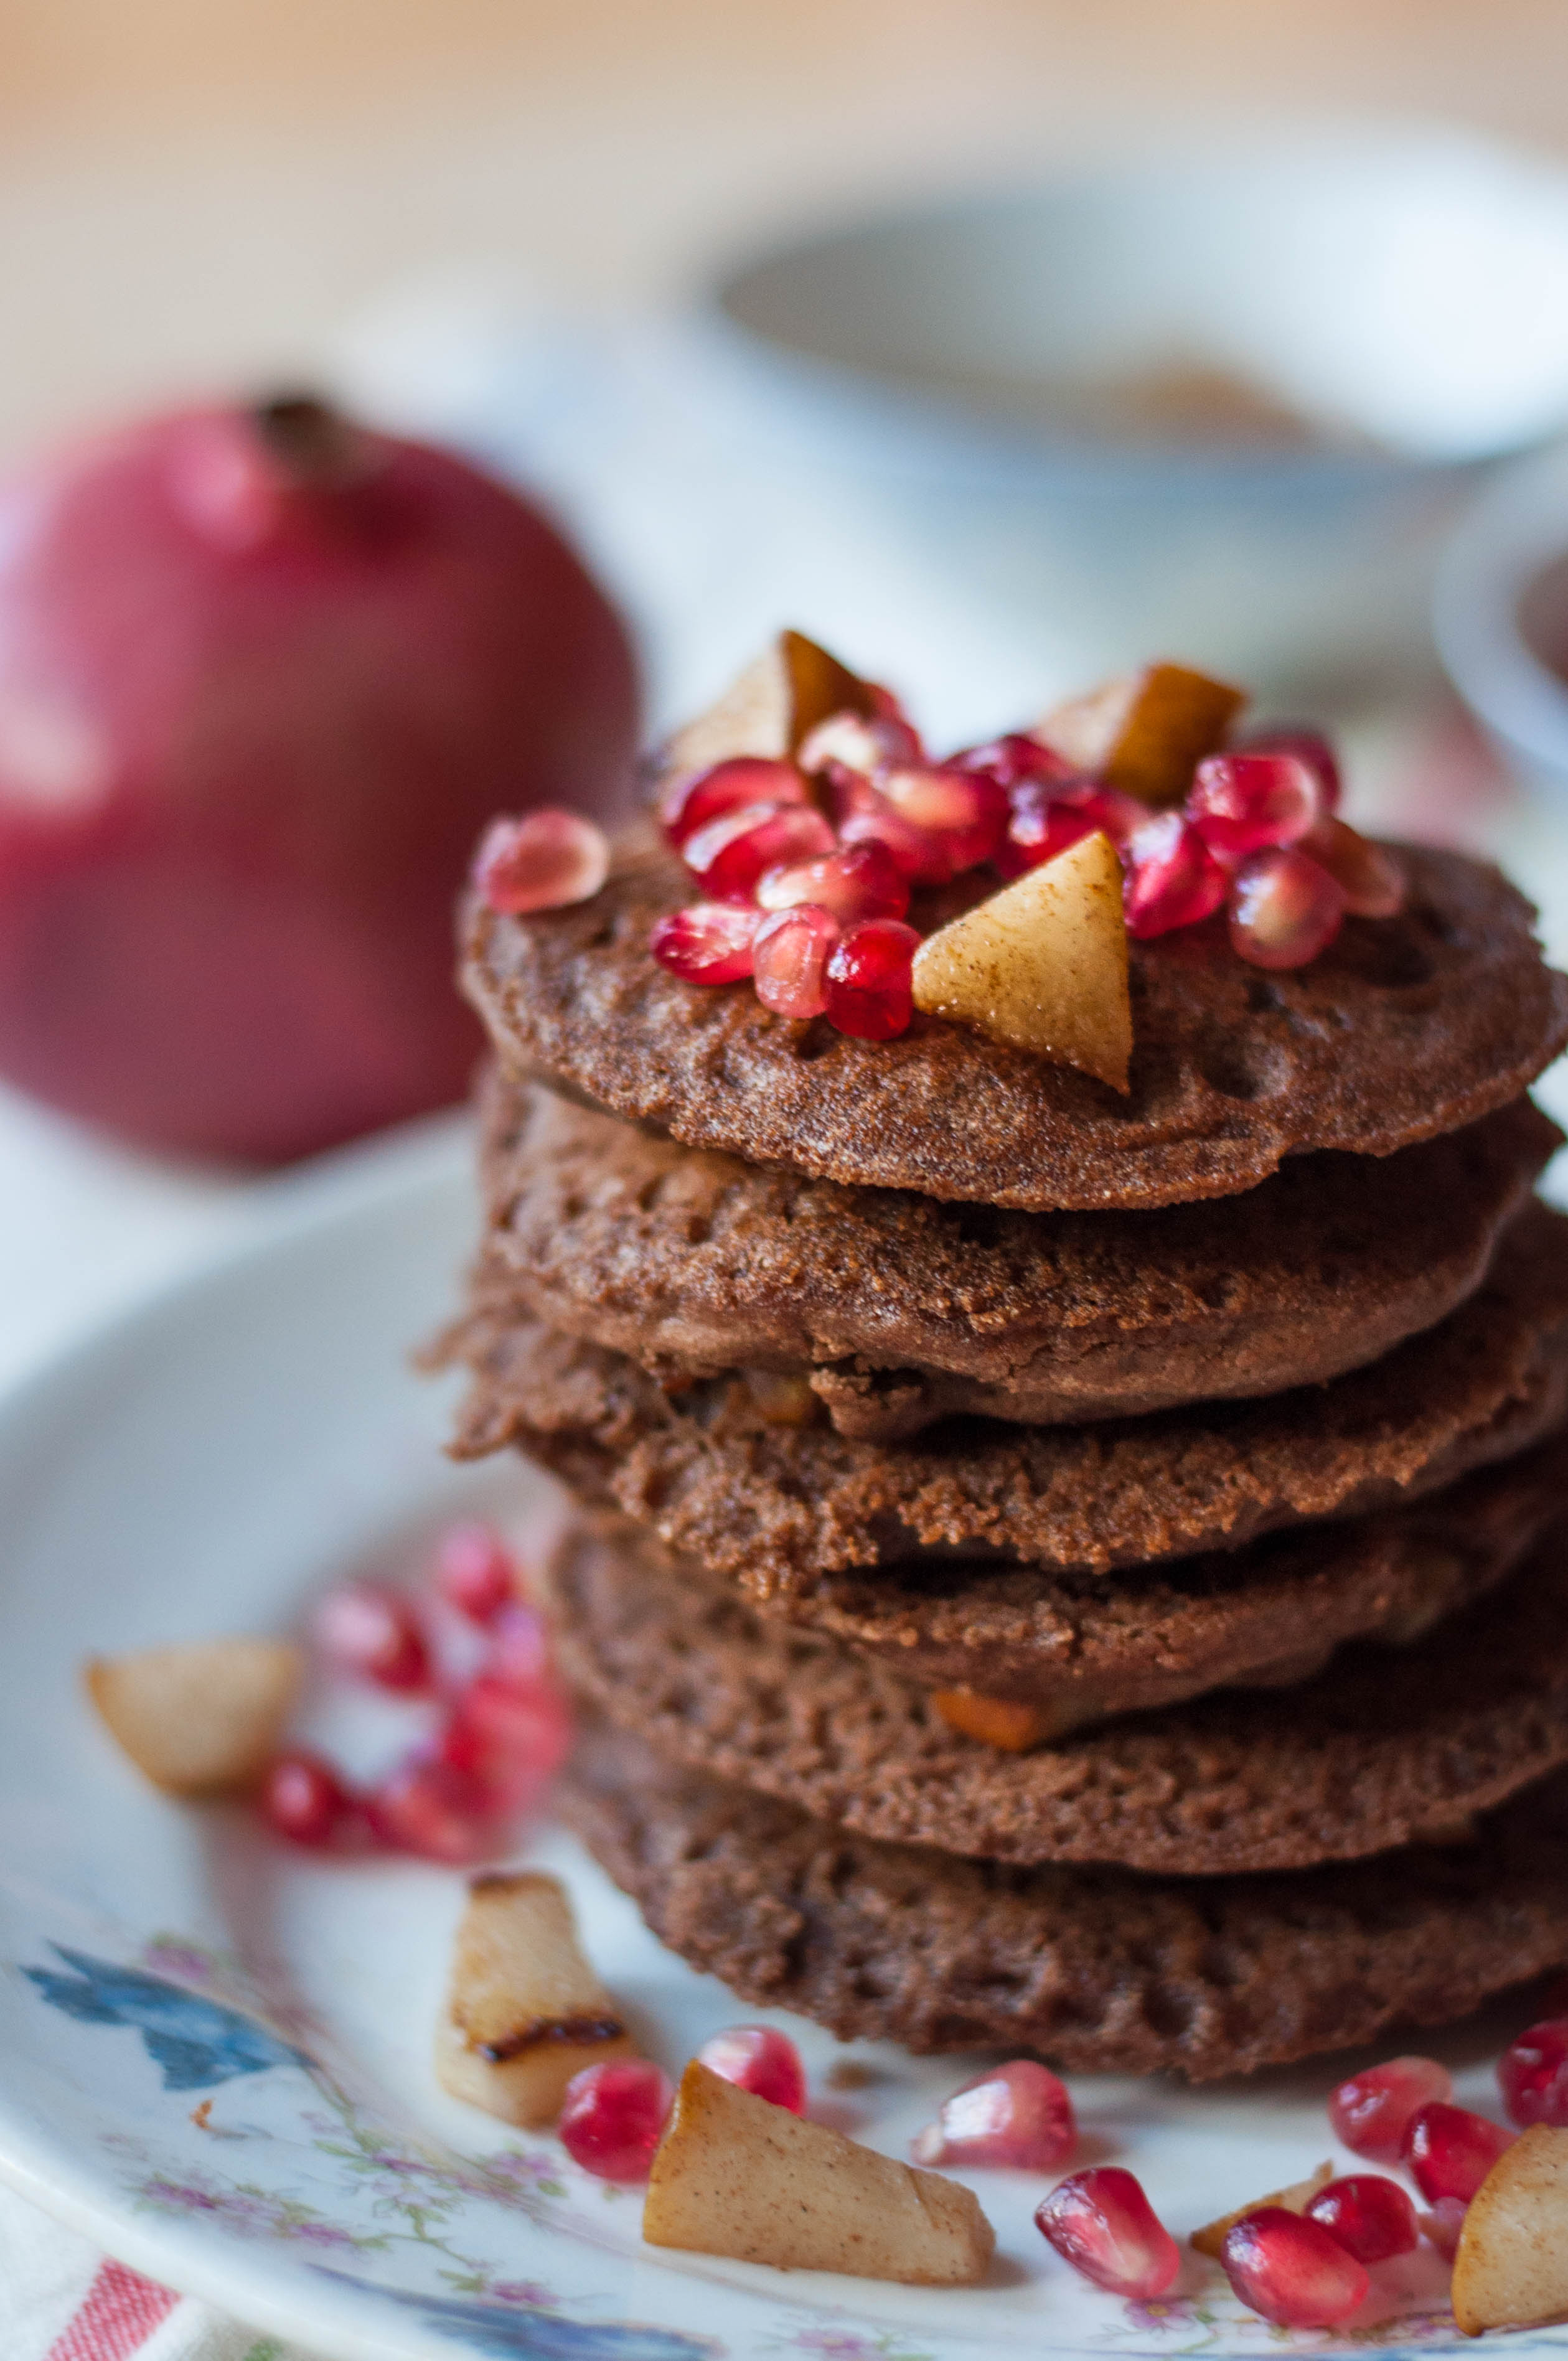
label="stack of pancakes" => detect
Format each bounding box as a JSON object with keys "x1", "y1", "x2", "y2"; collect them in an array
[{"x1": 445, "y1": 820, "x2": 1568, "y2": 2080}]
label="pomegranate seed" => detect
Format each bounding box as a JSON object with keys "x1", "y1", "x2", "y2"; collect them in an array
[
  {"x1": 878, "y1": 765, "x2": 1009, "y2": 871},
  {"x1": 1228, "y1": 846, "x2": 1346, "y2": 969},
  {"x1": 649, "y1": 901, "x2": 757, "y2": 985},
  {"x1": 441, "y1": 1672, "x2": 571, "y2": 1806},
  {"x1": 1403, "y1": 2101, "x2": 1513, "y2": 2205},
  {"x1": 752, "y1": 904, "x2": 840, "y2": 1020},
  {"x1": 1500, "y1": 2016, "x2": 1568, "y2": 2128},
  {"x1": 827, "y1": 764, "x2": 953, "y2": 885},
  {"x1": 558, "y1": 2058, "x2": 673, "y2": 2181},
  {"x1": 434, "y1": 1521, "x2": 515, "y2": 1625},
  {"x1": 259, "y1": 1750, "x2": 356, "y2": 1847},
  {"x1": 682, "y1": 799, "x2": 835, "y2": 903},
  {"x1": 797, "y1": 706, "x2": 921, "y2": 774},
  {"x1": 697, "y1": 2026, "x2": 807, "y2": 2114},
  {"x1": 1420, "y1": 2195, "x2": 1468, "y2": 2260},
  {"x1": 1035, "y1": 2167, "x2": 1181, "y2": 2299},
  {"x1": 1305, "y1": 2174, "x2": 1419, "y2": 2265},
  {"x1": 314, "y1": 1582, "x2": 431, "y2": 1693},
  {"x1": 911, "y1": 2058, "x2": 1076, "y2": 2171},
  {"x1": 658, "y1": 756, "x2": 809, "y2": 848},
  {"x1": 1237, "y1": 726, "x2": 1341, "y2": 813},
  {"x1": 1187, "y1": 751, "x2": 1324, "y2": 861},
  {"x1": 1329, "y1": 2055, "x2": 1453, "y2": 2161},
  {"x1": 1124, "y1": 810, "x2": 1229, "y2": 939},
  {"x1": 999, "y1": 779, "x2": 1143, "y2": 878},
  {"x1": 1221, "y1": 2208, "x2": 1370, "y2": 2329},
  {"x1": 950, "y1": 731, "x2": 1080, "y2": 791},
  {"x1": 824, "y1": 919, "x2": 919, "y2": 1041},
  {"x1": 472, "y1": 809, "x2": 609, "y2": 915},
  {"x1": 754, "y1": 839, "x2": 910, "y2": 923},
  {"x1": 364, "y1": 1756, "x2": 498, "y2": 1863},
  {"x1": 1302, "y1": 817, "x2": 1405, "y2": 919},
  {"x1": 484, "y1": 1602, "x2": 552, "y2": 1691}
]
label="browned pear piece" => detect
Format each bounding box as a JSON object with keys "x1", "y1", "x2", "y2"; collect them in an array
[
  {"x1": 85, "y1": 1636, "x2": 301, "y2": 1796},
  {"x1": 1453, "y1": 2124, "x2": 1568, "y2": 2335},
  {"x1": 911, "y1": 829, "x2": 1132, "y2": 1091},
  {"x1": 1191, "y1": 2163, "x2": 1334, "y2": 2258},
  {"x1": 662, "y1": 631, "x2": 875, "y2": 774},
  {"x1": 436, "y1": 1870, "x2": 635, "y2": 2128},
  {"x1": 644, "y1": 2060, "x2": 995, "y2": 2283},
  {"x1": 1035, "y1": 661, "x2": 1244, "y2": 806}
]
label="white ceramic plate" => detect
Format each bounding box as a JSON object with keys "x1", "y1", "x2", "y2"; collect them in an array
[{"x1": 0, "y1": 1118, "x2": 1559, "y2": 2361}]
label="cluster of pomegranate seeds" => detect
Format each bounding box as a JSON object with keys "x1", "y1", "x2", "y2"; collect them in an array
[
  {"x1": 1035, "y1": 2168, "x2": 1181, "y2": 2298},
  {"x1": 1220, "y1": 2208, "x2": 1371, "y2": 2328},
  {"x1": 314, "y1": 1581, "x2": 431, "y2": 1693},
  {"x1": 1313, "y1": 2050, "x2": 1524, "y2": 2279},
  {"x1": 1305, "y1": 2174, "x2": 1419, "y2": 2265},
  {"x1": 1328, "y1": 2054, "x2": 1453, "y2": 2160},
  {"x1": 1403, "y1": 2101, "x2": 1514, "y2": 2205},
  {"x1": 473, "y1": 809, "x2": 609, "y2": 915},
  {"x1": 697, "y1": 2025, "x2": 808, "y2": 2115},
  {"x1": 558, "y1": 2059, "x2": 674, "y2": 2182},
  {"x1": 1498, "y1": 2016, "x2": 1568, "y2": 2127},
  {"x1": 913, "y1": 2059, "x2": 1076, "y2": 2172}
]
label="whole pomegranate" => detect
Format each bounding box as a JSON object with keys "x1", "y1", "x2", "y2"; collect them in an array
[{"x1": 0, "y1": 393, "x2": 637, "y2": 1161}]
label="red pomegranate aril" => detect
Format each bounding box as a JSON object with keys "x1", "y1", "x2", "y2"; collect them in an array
[
  {"x1": 364, "y1": 1755, "x2": 497, "y2": 1863},
  {"x1": 1303, "y1": 817, "x2": 1405, "y2": 918},
  {"x1": 682, "y1": 799, "x2": 835, "y2": 903},
  {"x1": 472, "y1": 809, "x2": 609, "y2": 915},
  {"x1": 1124, "y1": 810, "x2": 1229, "y2": 939},
  {"x1": 1403, "y1": 2101, "x2": 1513, "y2": 2205},
  {"x1": 314, "y1": 1582, "x2": 431, "y2": 1693},
  {"x1": 797, "y1": 706, "x2": 921, "y2": 775},
  {"x1": 649, "y1": 901, "x2": 758, "y2": 985},
  {"x1": 950, "y1": 731, "x2": 1081, "y2": 791},
  {"x1": 1221, "y1": 2208, "x2": 1370, "y2": 2329},
  {"x1": 260, "y1": 1750, "x2": 356, "y2": 1847},
  {"x1": 484, "y1": 1601, "x2": 552, "y2": 1692},
  {"x1": 434, "y1": 1521, "x2": 515, "y2": 1625},
  {"x1": 558, "y1": 2058, "x2": 674, "y2": 2182},
  {"x1": 446, "y1": 1672, "x2": 571, "y2": 1803},
  {"x1": 1035, "y1": 2167, "x2": 1180, "y2": 2299},
  {"x1": 911, "y1": 2058, "x2": 1076, "y2": 2171},
  {"x1": 1420, "y1": 2195, "x2": 1468, "y2": 2261},
  {"x1": 1329, "y1": 2055, "x2": 1453, "y2": 2161},
  {"x1": 752, "y1": 904, "x2": 840, "y2": 1020},
  {"x1": 1237, "y1": 726, "x2": 1342, "y2": 813},
  {"x1": 824, "y1": 919, "x2": 919, "y2": 1041},
  {"x1": 1500, "y1": 2016, "x2": 1568, "y2": 2128},
  {"x1": 1187, "y1": 751, "x2": 1324, "y2": 861},
  {"x1": 1228, "y1": 845, "x2": 1346, "y2": 970},
  {"x1": 658, "y1": 756, "x2": 807, "y2": 848},
  {"x1": 697, "y1": 2025, "x2": 807, "y2": 2115},
  {"x1": 1000, "y1": 779, "x2": 1143, "y2": 878},
  {"x1": 1305, "y1": 2174, "x2": 1419, "y2": 2265},
  {"x1": 878, "y1": 764, "x2": 1009, "y2": 871},
  {"x1": 754, "y1": 839, "x2": 910, "y2": 924}
]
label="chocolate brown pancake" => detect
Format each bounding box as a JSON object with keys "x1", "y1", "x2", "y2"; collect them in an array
[
  {"x1": 561, "y1": 1715, "x2": 1568, "y2": 2078},
  {"x1": 545, "y1": 1520, "x2": 1568, "y2": 1874},
  {"x1": 447, "y1": 1202, "x2": 1568, "y2": 1595},
  {"x1": 462, "y1": 827, "x2": 1568, "y2": 1211},
  {"x1": 479, "y1": 1073, "x2": 1558, "y2": 1436}
]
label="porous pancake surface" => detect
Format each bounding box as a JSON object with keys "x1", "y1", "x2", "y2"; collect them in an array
[
  {"x1": 462, "y1": 830, "x2": 1568, "y2": 1211},
  {"x1": 547, "y1": 1521, "x2": 1568, "y2": 1875},
  {"x1": 448, "y1": 1203, "x2": 1568, "y2": 1593},
  {"x1": 479, "y1": 1075, "x2": 1557, "y2": 1435},
  {"x1": 562, "y1": 1717, "x2": 1568, "y2": 2078}
]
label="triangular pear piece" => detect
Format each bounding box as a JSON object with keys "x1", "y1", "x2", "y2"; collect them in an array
[
  {"x1": 85, "y1": 1637, "x2": 301, "y2": 1796},
  {"x1": 662, "y1": 630, "x2": 873, "y2": 774},
  {"x1": 1453, "y1": 2124, "x2": 1568, "y2": 2336},
  {"x1": 1036, "y1": 661, "x2": 1244, "y2": 806},
  {"x1": 911, "y1": 830, "x2": 1132, "y2": 1092}
]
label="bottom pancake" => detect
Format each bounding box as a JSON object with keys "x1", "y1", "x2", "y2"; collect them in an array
[{"x1": 560, "y1": 1714, "x2": 1568, "y2": 2080}]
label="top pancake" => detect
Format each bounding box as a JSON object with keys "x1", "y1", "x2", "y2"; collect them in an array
[{"x1": 462, "y1": 827, "x2": 1568, "y2": 1212}]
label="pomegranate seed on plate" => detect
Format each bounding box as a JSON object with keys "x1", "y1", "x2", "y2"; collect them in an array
[
  {"x1": 697, "y1": 2025, "x2": 807, "y2": 2114},
  {"x1": 1328, "y1": 2055, "x2": 1453, "y2": 2160},
  {"x1": 1236, "y1": 726, "x2": 1341, "y2": 812},
  {"x1": 658, "y1": 756, "x2": 808, "y2": 848},
  {"x1": 949, "y1": 731, "x2": 1080, "y2": 791},
  {"x1": 911, "y1": 2058, "x2": 1076, "y2": 2171},
  {"x1": 649, "y1": 901, "x2": 758, "y2": 985},
  {"x1": 755, "y1": 839, "x2": 911, "y2": 923},
  {"x1": 682, "y1": 799, "x2": 835, "y2": 903},
  {"x1": 364, "y1": 1755, "x2": 498, "y2": 1863},
  {"x1": 1123, "y1": 810, "x2": 1229, "y2": 939},
  {"x1": 1305, "y1": 2174, "x2": 1419, "y2": 2265},
  {"x1": 1228, "y1": 845, "x2": 1346, "y2": 969},
  {"x1": 441, "y1": 1672, "x2": 571, "y2": 1806},
  {"x1": 1303, "y1": 817, "x2": 1405, "y2": 918},
  {"x1": 878, "y1": 764, "x2": 1009, "y2": 871},
  {"x1": 484, "y1": 1600, "x2": 552, "y2": 1691},
  {"x1": 752, "y1": 904, "x2": 840, "y2": 1020},
  {"x1": 1402, "y1": 2101, "x2": 1513, "y2": 2205},
  {"x1": 259, "y1": 1750, "x2": 356, "y2": 1847},
  {"x1": 1035, "y1": 2167, "x2": 1180, "y2": 2298},
  {"x1": 1500, "y1": 2016, "x2": 1568, "y2": 2127},
  {"x1": 1420, "y1": 2194, "x2": 1468, "y2": 2260},
  {"x1": 1187, "y1": 751, "x2": 1324, "y2": 860},
  {"x1": 558, "y1": 2058, "x2": 674, "y2": 2180},
  {"x1": 472, "y1": 809, "x2": 609, "y2": 915},
  {"x1": 999, "y1": 780, "x2": 1143, "y2": 878},
  {"x1": 314, "y1": 1582, "x2": 431, "y2": 1692},
  {"x1": 434, "y1": 1521, "x2": 515, "y2": 1625},
  {"x1": 1221, "y1": 2207, "x2": 1370, "y2": 2329},
  {"x1": 797, "y1": 706, "x2": 921, "y2": 774},
  {"x1": 824, "y1": 919, "x2": 919, "y2": 1041}
]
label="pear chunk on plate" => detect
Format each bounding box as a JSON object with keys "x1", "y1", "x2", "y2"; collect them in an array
[
  {"x1": 1453, "y1": 2124, "x2": 1568, "y2": 2335},
  {"x1": 911, "y1": 829, "x2": 1132, "y2": 1091},
  {"x1": 1035, "y1": 661, "x2": 1244, "y2": 807},
  {"x1": 663, "y1": 630, "x2": 873, "y2": 773},
  {"x1": 436, "y1": 1870, "x2": 635, "y2": 2129},
  {"x1": 85, "y1": 1636, "x2": 301, "y2": 1796}
]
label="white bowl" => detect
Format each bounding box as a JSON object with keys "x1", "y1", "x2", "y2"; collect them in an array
[
  {"x1": 697, "y1": 126, "x2": 1568, "y2": 691},
  {"x1": 1434, "y1": 438, "x2": 1568, "y2": 797}
]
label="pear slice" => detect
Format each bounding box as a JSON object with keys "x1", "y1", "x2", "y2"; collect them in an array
[
  {"x1": 644, "y1": 2060, "x2": 994, "y2": 2283},
  {"x1": 911, "y1": 830, "x2": 1132, "y2": 1091},
  {"x1": 85, "y1": 1636, "x2": 301, "y2": 1796},
  {"x1": 1190, "y1": 2162, "x2": 1333, "y2": 2258},
  {"x1": 1453, "y1": 2124, "x2": 1568, "y2": 2336},
  {"x1": 1036, "y1": 662, "x2": 1244, "y2": 806},
  {"x1": 663, "y1": 631, "x2": 873, "y2": 774},
  {"x1": 436, "y1": 1870, "x2": 635, "y2": 2129}
]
